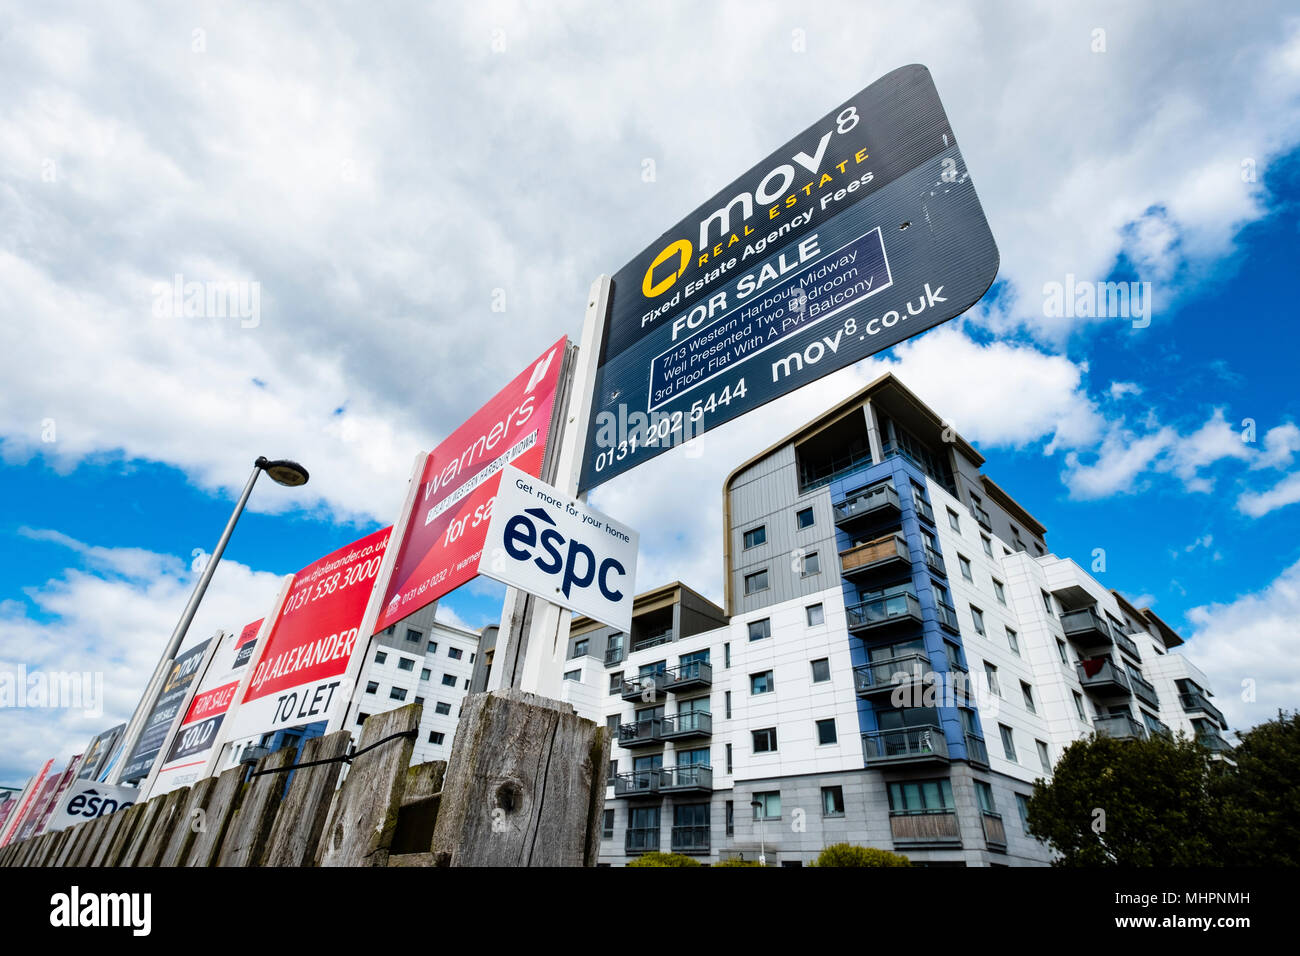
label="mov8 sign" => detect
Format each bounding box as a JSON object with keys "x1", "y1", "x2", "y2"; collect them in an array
[{"x1": 223, "y1": 527, "x2": 390, "y2": 741}]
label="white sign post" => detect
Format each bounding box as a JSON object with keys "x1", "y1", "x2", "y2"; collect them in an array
[{"x1": 479, "y1": 464, "x2": 637, "y2": 634}]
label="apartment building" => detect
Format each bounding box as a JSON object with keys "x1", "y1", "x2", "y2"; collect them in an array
[{"x1": 569, "y1": 372, "x2": 1231, "y2": 866}]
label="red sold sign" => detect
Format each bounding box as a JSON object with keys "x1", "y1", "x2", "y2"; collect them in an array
[{"x1": 374, "y1": 336, "x2": 567, "y2": 632}]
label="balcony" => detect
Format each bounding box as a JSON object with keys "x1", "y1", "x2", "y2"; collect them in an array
[
  {"x1": 853, "y1": 653, "x2": 932, "y2": 702},
  {"x1": 1076, "y1": 659, "x2": 1132, "y2": 696},
  {"x1": 965, "y1": 733, "x2": 990, "y2": 768},
  {"x1": 1128, "y1": 671, "x2": 1159, "y2": 709},
  {"x1": 846, "y1": 592, "x2": 924, "y2": 635},
  {"x1": 1093, "y1": 713, "x2": 1147, "y2": 740},
  {"x1": 889, "y1": 810, "x2": 960, "y2": 846},
  {"x1": 924, "y1": 546, "x2": 946, "y2": 578},
  {"x1": 1060, "y1": 607, "x2": 1114, "y2": 649},
  {"x1": 631, "y1": 630, "x2": 673, "y2": 653},
  {"x1": 670, "y1": 825, "x2": 710, "y2": 854},
  {"x1": 617, "y1": 718, "x2": 663, "y2": 749},
  {"x1": 604, "y1": 645, "x2": 623, "y2": 667},
  {"x1": 981, "y1": 810, "x2": 1007, "y2": 851},
  {"x1": 833, "y1": 483, "x2": 901, "y2": 528},
  {"x1": 666, "y1": 660, "x2": 712, "y2": 693},
  {"x1": 1112, "y1": 628, "x2": 1141, "y2": 661},
  {"x1": 1180, "y1": 690, "x2": 1228, "y2": 730},
  {"x1": 625, "y1": 826, "x2": 660, "y2": 854},
  {"x1": 613, "y1": 770, "x2": 664, "y2": 799},
  {"x1": 913, "y1": 495, "x2": 936, "y2": 525},
  {"x1": 661, "y1": 765, "x2": 713, "y2": 794},
  {"x1": 1197, "y1": 728, "x2": 1233, "y2": 753},
  {"x1": 935, "y1": 602, "x2": 960, "y2": 634},
  {"x1": 862, "y1": 725, "x2": 949, "y2": 766},
  {"x1": 971, "y1": 504, "x2": 992, "y2": 531},
  {"x1": 621, "y1": 672, "x2": 670, "y2": 701},
  {"x1": 839, "y1": 534, "x2": 910, "y2": 579},
  {"x1": 660, "y1": 711, "x2": 712, "y2": 742}
]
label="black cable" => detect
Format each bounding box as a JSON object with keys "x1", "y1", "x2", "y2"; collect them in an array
[{"x1": 248, "y1": 729, "x2": 418, "y2": 778}]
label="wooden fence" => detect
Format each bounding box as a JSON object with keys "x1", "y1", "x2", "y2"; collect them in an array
[{"x1": 0, "y1": 690, "x2": 608, "y2": 868}]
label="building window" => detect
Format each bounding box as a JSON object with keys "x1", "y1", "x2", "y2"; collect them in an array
[
  {"x1": 970, "y1": 605, "x2": 986, "y2": 636},
  {"x1": 1035, "y1": 542, "x2": 1046, "y2": 556},
  {"x1": 821, "y1": 786, "x2": 845, "y2": 817},
  {"x1": 796, "y1": 507, "x2": 815, "y2": 529},
  {"x1": 984, "y1": 662, "x2": 1001, "y2": 697},
  {"x1": 999, "y1": 724, "x2": 1017, "y2": 762},
  {"x1": 743, "y1": 525, "x2": 767, "y2": 549},
  {"x1": 390, "y1": 687, "x2": 407, "y2": 701},
  {"x1": 1072, "y1": 690, "x2": 1086, "y2": 720},
  {"x1": 1006, "y1": 628, "x2": 1020, "y2": 657},
  {"x1": 752, "y1": 791, "x2": 781, "y2": 820},
  {"x1": 725, "y1": 743, "x2": 733, "y2": 773},
  {"x1": 981, "y1": 534, "x2": 993, "y2": 557},
  {"x1": 470, "y1": 653, "x2": 476, "y2": 664},
  {"x1": 888, "y1": 778, "x2": 954, "y2": 812},
  {"x1": 435, "y1": 701, "x2": 451, "y2": 715},
  {"x1": 607, "y1": 760, "x2": 617, "y2": 785},
  {"x1": 815, "y1": 718, "x2": 837, "y2": 745},
  {"x1": 606, "y1": 714, "x2": 620, "y2": 737},
  {"x1": 1016, "y1": 793, "x2": 1032, "y2": 834},
  {"x1": 752, "y1": 728, "x2": 778, "y2": 753},
  {"x1": 975, "y1": 780, "x2": 997, "y2": 813},
  {"x1": 806, "y1": 603, "x2": 824, "y2": 626},
  {"x1": 428, "y1": 731, "x2": 445, "y2": 745},
  {"x1": 417, "y1": 667, "x2": 429, "y2": 681},
  {"x1": 947, "y1": 508, "x2": 961, "y2": 532},
  {"x1": 374, "y1": 651, "x2": 387, "y2": 664},
  {"x1": 1021, "y1": 681, "x2": 1036, "y2": 713},
  {"x1": 748, "y1": 618, "x2": 771, "y2": 642},
  {"x1": 414, "y1": 696, "x2": 424, "y2": 706},
  {"x1": 958, "y1": 554, "x2": 973, "y2": 581},
  {"x1": 441, "y1": 674, "x2": 457, "y2": 686},
  {"x1": 602, "y1": 809, "x2": 614, "y2": 839},
  {"x1": 427, "y1": 641, "x2": 438, "y2": 654},
  {"x1": 609, "y1": 672, "x2": 623, "y2": 695},
  {"x1": 726, "y1": 800, "x2": 735, "y2": 835},
  {"x1": 405, "y1": 628, "x2": 421, "y2": 643},
  {"x1": 801, "y1": 551, "x2": 820, "y2": 576},
  {"x1": 571, "y1": 639, "x2": 588, "y2": 659},
  {"x1": 1036, "y1": 740, "x2": 1052, "y2": 774},
  {"x1": 750, "y1": 670, "x2": 774, "y2": 695},
  {"x1": 563, "y1": 669, "x2": 581, "y2": 681},
  {"x1": 993, "y1": 579, "x2": 1006, "y2": 605},
  {"x1": 744, "y1": 569, "x2": 769, "y2": 594},
  {"x1": 724, "y1": 690, "x2": 732, "y2": 719},
  {"x1": 356, "y1": 712, "x2": 369, "y2": 726},
  {"x1": 1041, "y1": 589, "x2": 1054, "y2": 616},
  {"x1": 810, "y1": 658, "x2": 831, "y2": 683},
  {"x1": 397, "y1": 657, "x2": 415, "y2": 671},
  {"x1": 1056, "y1": 638, "x2": 1068, "y2": 664},
  {"x1": 448, "y1": 647, "x2": 463, "y2": 660},
  {"x1": 724, "y1": 642, "x2": 731, "y2": 668}
]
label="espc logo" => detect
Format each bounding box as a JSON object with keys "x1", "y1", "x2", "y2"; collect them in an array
[
  {"x1": 66, "y1": 789, "x2": 135, "y2": 820},
  {"x1": 502, "y1": 507, "x2": 627, "y2": 603}
]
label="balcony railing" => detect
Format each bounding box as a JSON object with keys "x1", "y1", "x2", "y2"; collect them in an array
[
  {"x1": 661, "y1": 765, "x2": 713, "y2": 793},
  {"x1": 1112, "y1": 628, "x2": 1141, "y2": 661},
  {"x1": 631, "y1": 630, "x2": 673, "y2": 653},
  {"x1": 839, "y1": 534, "x2": 910, "y2": 578},
  {"x1": 1180, "y1": 691, "x2": 1228, "y2": 730},
  {"x1": 660, "y1": 711, "x2": 712, "y2": 741},
  {"x1": 798, "y1": 447, "x2": 875, "y2": 493},
  {"x1": 1076, "y1": 659, "x2": 1132, "y2": 696},
  {"x1": 670, "y1": 825, "x2": 710, "y2": 854},
  {"x1": 1128, "y1": 671, "x2": 1159, "y2": 709},
  {"x1": 617, "y1": 717, "x2": 663, "y2": 748},
  {"x1": 833, "y1": 483, "x2": 901, "y2": 526},
  {"x1": 1060, "y1": 607, "x2": 1114, "y2": 648},
  {"x1": 862, "y1": 725, "x2": 949, "y2": 766},
  {"x1": 971, "y1": 504, "x2": 992, "y2": 530},
  {"x1": 888, "y1": 809, "x2": 960, "y2": 845},
  {"x1": 666, "y1": 660, "x2": 712, "y2": 692},
  {"x1": 604, "y1": 645, "x2": 623, "y2": 667},
  {"x1": 981, "y1": 810, "x2": 1007, "y2": 850},
  {"x1": 625, "y1": 826, "x2": 660, "y2": 854},
  {"x1": 621, "y1": 672, "x2": 669, "y2": 701},
  {"x1": 965, "y1": 733, "x2": 990, "y2": 767},
  {"x1": 935, "y1": 601, "x2": 960, "y2": 633},
  {"x1": 846, "y1": 592, "x2": 924, "y2": 634},
  {"x1": 613, "y1": 770, "x2": 664, "y2": 798},
  {"x1": 913, "y1": 496, "x2": 936, "y2": 524},
  {"x1": 853, "y1": 653, "x2": 931, "y2": 700},
  {"x1": 924, "y1": 546, "x2": 946, "y2": 578},
  {"x1": 1093, "y1": 713, "x2": 1147, "y2": 740},
  {"x1": 1197, "y1": 729, "x2": 1233, "y2": 753}
]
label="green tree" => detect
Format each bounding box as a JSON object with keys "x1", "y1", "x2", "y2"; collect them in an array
[
  {"x1": 1210, "y1": 710, "x2": 1300, "y2": 866},
  {"x1": 626, "y1": 851, "x2": 701, "y2": 867},
  {"x1": 1027, "y1": 731, "x2": 1225, "y2": 866},
  {"x1": 812, "y1": 843, "x2": 911, "y2": 867}
]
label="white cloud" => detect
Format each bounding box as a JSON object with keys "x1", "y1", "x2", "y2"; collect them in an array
[
  {"x1": 1183, "y1": 557, "x2": 1300, "y2": 731},
  {"x1": 1251, "y1": 422, "x2": 1300, "y2": 470},
  {"x1": 1238, "y1": 471, "x2": 1300, "y2": 518}
]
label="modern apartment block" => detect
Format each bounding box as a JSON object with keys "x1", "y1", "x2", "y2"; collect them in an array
[{"x1": 568, "y1": 372, "x2": 1231, "y2": 866}]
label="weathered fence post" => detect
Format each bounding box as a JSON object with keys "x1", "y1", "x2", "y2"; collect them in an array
[
  {"x1": 262, "y1": 729, "x2": 351, "y2": 867},
  {"x1": 430, "y1": 689, "x2": 609, "y2": 867}
]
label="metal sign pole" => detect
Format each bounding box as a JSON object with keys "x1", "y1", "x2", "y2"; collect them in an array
[{"x1": 487, "y1": 275, "x2": 612, "y2": 699}]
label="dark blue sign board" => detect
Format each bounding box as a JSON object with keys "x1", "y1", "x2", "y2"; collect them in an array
[{"x1": 579, "y1": 64, "x2": 998, "y2": 492}]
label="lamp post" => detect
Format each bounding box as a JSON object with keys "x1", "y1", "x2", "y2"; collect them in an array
[
  {"x1": 109, "y1": 457, "x2": 309, "y2": 785},
  {"x1": 750, "y1": 798, "x2": 767, "y2": 867}
]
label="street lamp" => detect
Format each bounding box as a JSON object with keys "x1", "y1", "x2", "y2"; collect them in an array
[
  {"x1": 109, "y1": 456, "x2": 309, "y2": 784},
  {"x1": 750, "y1": 798, "x2": 767, "y2": 867}
]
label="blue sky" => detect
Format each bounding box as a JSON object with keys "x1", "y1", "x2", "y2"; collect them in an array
[{"x1": 2, "y1": 1, "x2": 1299, "y2": 782}]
